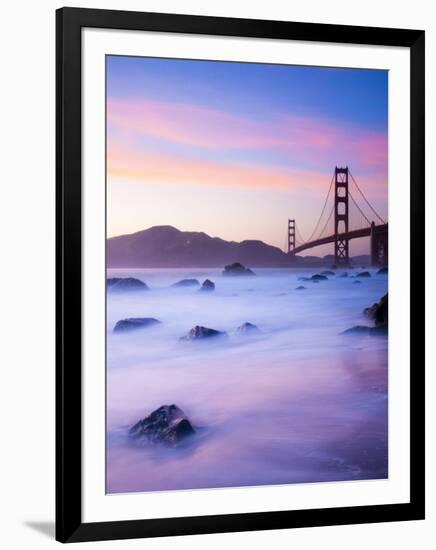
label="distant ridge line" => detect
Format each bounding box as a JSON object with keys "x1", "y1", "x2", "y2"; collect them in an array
[{"x1": 107, "y1": 225, "x2": 370, "y2": 268}]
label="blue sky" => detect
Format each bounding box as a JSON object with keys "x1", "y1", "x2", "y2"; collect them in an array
[{"x1": 106, "y1": 56, "x2": 388, "y2": 254}]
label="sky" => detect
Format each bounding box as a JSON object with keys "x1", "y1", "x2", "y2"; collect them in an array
[{"x1": 106, "y1": 56, "x2": 388, "y2": 256}]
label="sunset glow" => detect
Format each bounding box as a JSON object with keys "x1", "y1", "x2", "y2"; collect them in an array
[{"x1": 107, "y1": 56, "x2": 388, "y2": 254}]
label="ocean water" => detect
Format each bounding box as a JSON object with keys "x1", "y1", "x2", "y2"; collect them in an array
[{"x1": 106, "y1": 267, "x2": 388, "y2": 494}]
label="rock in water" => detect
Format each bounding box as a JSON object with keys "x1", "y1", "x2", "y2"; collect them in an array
[
  {"x1": 364, "y1": 294, "x2": 388, "y2": 328},
  {"x1": 237, "y1": 322, "x2": 259, "y2": 333},
  {"x1": 222, "y1": 262, "x2": 255, "y2": 276},
  {"x1": 370, "y1": 326, "x2": 388, "y2": 335},
  {"x1": 295, "y1": 285, "x2": 306, "y2": 290},
  {"x1": 356, "y1": 271, "x2": 371, "y2": 278},
  {"x1": 107, "y1": 277, "x2": 148, "y2": 291},
  {"x1": 342, "y1": 294, "x2": 388, "y2": 337},
  {"x1": 338, "y1": 272, "x2": 349, "y2": 278},
  {"x1": 377, "y1": 266, "x2": 388, "y2": 275},
  {"x1": 129, "y1": 404, "x2": 195, "y2": 446},
  {"x1": 321, "y1": 270, "x2": 335, "y2": 276},
  {"x1": 114, "y1": 317, "x2": 160, "y2": 332},
  {"x1": 311, "y1": 274, "x2": 328, "y2": 281},
  {"x1": 171, "y1": 278, "x2": 200, "y2": 288},
  {"x1": 352, "y1": 280, "x2": 362, "y2": 284},
  {"x1": 199, "y1": 279, "x2": 215, "y2": 292},
  {"x1": 341, "y1": 325, "x2": 371, "y2": 335},
  {"x1": 341, "y1": 325, "x2": 387, "y2": 336},
  {"x1": 180, "y1": 325, "x2": 226, "y2": 340}
]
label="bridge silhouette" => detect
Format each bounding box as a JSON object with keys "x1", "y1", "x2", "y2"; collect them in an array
[{"x1": 288, "y1": 167, "x2": 388, "y2": 266}]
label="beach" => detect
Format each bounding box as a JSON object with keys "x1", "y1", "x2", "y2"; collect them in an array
[{"x1": 106, "y1": 267, "x2": 388, "y2": 494}]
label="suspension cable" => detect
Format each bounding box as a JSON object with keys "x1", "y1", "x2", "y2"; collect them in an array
[
  {"x1": 348, "y1": 169, "x2": 386, "y2": 224},
  {"x1": 301, "y1": 171, "x2": 335, "y2": 243},
  {"x1": 349, "y1": 189, "x2": 372, "y2": 226},
  {"x1": 295, "y1": 224, "x2": 307, "y2": 245},
  {"x1": 315, "y1": 205, "x2": 334, "y2": 240}
]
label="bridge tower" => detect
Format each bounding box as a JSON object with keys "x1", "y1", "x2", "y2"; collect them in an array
[
  {"x1": 370, "y1": 222, "x2": 388, "y2": 266},
  {"x1": 288, "y1": 219, "x2": 296, "y2": 255},
  {"x1": 334, "y1": 166, "x2": 350, "y2": 266}
]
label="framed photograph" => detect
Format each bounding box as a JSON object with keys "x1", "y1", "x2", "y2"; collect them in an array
[{"x1": 56, "y1": 7, "x2": 425, "y2": 543}]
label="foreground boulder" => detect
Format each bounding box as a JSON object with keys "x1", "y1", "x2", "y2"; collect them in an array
[
  {"x1": 107, "y1": 277, "x2": 148, "y2": 291},
  {"x1": 311, "y1": 274, "x2": 328, "y2": 281},
  {"x1": 364, "y1": 294, "x2": 388, "y2": 328},
  {"x1": 342, "y1": 293, "x2": 388, "y2": 337},
  {"x1": 237, "y1": 322, "x2": 259, "y2": 333},
  {"x1": 180, "y1": 325, "x2": 226, "y2": 340},
  {"x1": 199, "y1": 279, "x2": 215, "y2": 292},
  {"x1": 222, "y1": 262, "x2": 255, "y2": 276},
  {"x1": 129, "y1": 404, "x2": 195, "y2": 446},
  {"x1": 341, "y1": 325, "x2": 372, "y2": 335},
  {"x1": 341, "y1": 325, "x2": 387, "y2": 336},
  {"x1": 171, "y1": 278, "x2": 200, "y2": 288},
  {"x1": 356, "y1": 271, "x2": 371, "y2": 278},
  {"x1": 114, "y1": 317, "x2": 160, "y2": 332}
]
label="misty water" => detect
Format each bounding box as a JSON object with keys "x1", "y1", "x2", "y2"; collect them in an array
[{"x1": 106, "y1": 267, "x2": 388, "y2": 494}]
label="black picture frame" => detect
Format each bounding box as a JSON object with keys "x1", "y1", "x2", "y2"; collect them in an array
[{"x1": 56, "y1": 7, "x2": 425, "y2": 543}]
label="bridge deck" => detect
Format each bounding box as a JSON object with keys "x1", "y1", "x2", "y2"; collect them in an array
[{"x1": 292, "y1": 223, "x2": 387, "y2": 255}]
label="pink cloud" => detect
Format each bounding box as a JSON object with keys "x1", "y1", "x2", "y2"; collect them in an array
[
  {"x1": 107, "y1": 142, "x2": 333, "y2": 193},
  {"x1": 108, "y1": 98, "x2": 287, "y2": 150},
  {"x1": 356, "y1": 134, "x2": 388, "y2": 168},
  {"x1": 107, "y1": 98, "x2": 388, "y2": 171}
]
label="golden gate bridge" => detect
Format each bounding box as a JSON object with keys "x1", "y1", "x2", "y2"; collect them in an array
[{"x1": 287, "y1": 166, "x2": 388, "y2": 266}]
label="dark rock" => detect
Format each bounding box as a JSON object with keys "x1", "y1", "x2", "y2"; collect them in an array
[
  {"x1": 171, "y1": 278, "x2": 200, "y2": 288},
  {"x1": 370, "y1": 325, "x2": 388, "y2": 336},
  {"x1": 107, "y1": 277, "x2": 148, "y2": 291},
  {"x1": 352, "y1": 280, "x2": 362, "y2": 284},
  {"x1": 342, "y1": 293, "x2": 388, "y2": 337},
  {"x1": 129, "y1": 404, "x2": 195, "y2": 446},
  {"x1": 321, "y1": 270, "x2": 335, "y2": 276},
  {"x1": 222, "y1": 262, "x2": 255, "y2": 276},
  {"x1": 199, "y1": 279, "x2": 215, "y2": 292},
  {"x1": 341, "y1": 325, "x2": 371, "y2": 335},
  {"x1": 298, "y1": 276, "x2": 310, "y2": 281},
  {"x1": 364, "y1": 294, "x2": 388, "y2": 328},
  {"x1": 341, "y1": 325, "x2": 387, "y2": 337},
  {"x1": 311, "y1": 274, "x2": 328, "y2": 281},
  {"x1": 338, "y1": 272, "x2": 349, "y2": 278},
  {"x1": 237, "y1": 322, "x2": 259, "y2": 333},
  {"x1": 295, "y1": 285, "x2": 306, "y2": 290},
  {"x1": 377, "y1": 267, "x2": 388, "y2": 275},
  {"x1": 356, "y1": 271, "x2": 371, "y2": 278},
  {"x1": 114, "y1": 317, "x2": 160, "y2": 332},
  {"x1": 180, "y1": 325, "x2": 226, "y2": 341}
]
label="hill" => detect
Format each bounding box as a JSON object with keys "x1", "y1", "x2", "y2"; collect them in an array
[
  {"x1": 107, "y1": 226, "x2": 291, "y2": 267},
  {"x1": 107, "y1": 226, "x2": 370, "y2": 268}
]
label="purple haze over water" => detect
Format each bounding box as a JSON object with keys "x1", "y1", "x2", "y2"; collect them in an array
[{"x1": 106, "y1": 267, "x2": 388, "y2": 493}]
